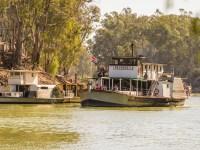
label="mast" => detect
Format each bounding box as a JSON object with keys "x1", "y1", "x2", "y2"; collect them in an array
[{"x1": 131, "y1": 41, "x2": 137, "y2": 57}]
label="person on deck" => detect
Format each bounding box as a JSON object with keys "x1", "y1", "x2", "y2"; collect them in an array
[{"x1": 114, "y1": 84, "x2": 119, "y2": 91}]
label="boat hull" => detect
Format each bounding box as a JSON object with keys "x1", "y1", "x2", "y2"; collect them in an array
[
  {"x1": 0, "y1": 97, "x2": 64, "y2": 104},
  {"x1": 80, "y1": 90, "x2": 186, "y2": 107}
]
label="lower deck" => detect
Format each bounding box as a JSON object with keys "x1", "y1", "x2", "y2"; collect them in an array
[
  {"x1": 0, "y1": 97, "x2": 64, "y2": 104},
  {"x1": 80, "y1": 90, "x2": 186, "y2": 107}
]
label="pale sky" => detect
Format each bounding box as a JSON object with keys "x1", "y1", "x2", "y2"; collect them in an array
[{"x1": 94, "y1": 0, "x2": 200, "y2": 16}]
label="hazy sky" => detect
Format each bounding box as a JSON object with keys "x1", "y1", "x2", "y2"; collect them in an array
[{"x1": 94, "y1": 0, "x2": 200, "y2": 16}]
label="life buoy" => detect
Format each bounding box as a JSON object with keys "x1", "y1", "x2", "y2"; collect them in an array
[
  {"x1": 154, "y1": 88, "x2": 159, "y2": 96},
  {"x1": 95, "y1": 84, "x2": 101, "y2": 90}
]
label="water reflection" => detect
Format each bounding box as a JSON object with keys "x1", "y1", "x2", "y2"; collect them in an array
[
  {"x1": 0, "y1": 104, "x2": 80, "y2": 150},
  {"x1": 82, "y1": 106, "x2": 188, "y2": 111},
  {"x1": 0, "y1": 127, "x2": 79, "y2": 149}
]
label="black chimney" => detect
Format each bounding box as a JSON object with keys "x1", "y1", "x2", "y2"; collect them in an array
[{"x1": 131, "y1": 42, "x2": 134, "y2": 57}]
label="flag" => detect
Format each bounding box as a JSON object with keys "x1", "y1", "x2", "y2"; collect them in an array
[
  {"x1": 87, "y1": 49, "x2": 97, "y2": 64},
  {"x1": 90, "y1": 55, "x2": 97, "y2": 64}
]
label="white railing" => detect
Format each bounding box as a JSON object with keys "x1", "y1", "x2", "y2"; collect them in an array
[
  {"x1": 0, "y1": 92, "x2": 23, "y2": 97},
  {"x1": 64, "y1": 90, "x2": 74, "y2": 98},
  {"x1": 109, "y1": 65, "x2": 139, "y2": 78}
]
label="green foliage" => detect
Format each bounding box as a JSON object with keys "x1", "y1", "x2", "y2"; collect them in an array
[
  {"x1": 48, "y1": 55, "x2": 59, "y2": 76},
  {"x1": 0, "y1": 0, "x2": 100, "y2": 74},
  {"x1": 192, "y1": 18, "x2": 200, "y2": 35},
  {"x1": 51, "y1": 87, "x2": 64, "y2": 98},
  {"x1": 75, "y1": 49, "x2": 93, "y2": 78}
]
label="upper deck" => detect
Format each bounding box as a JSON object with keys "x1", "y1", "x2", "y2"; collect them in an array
[
  {"x1": 108, "y1": 56, "x2": 164, "y2": 80},
  {"x1": 8, "y1": 70, "x2": 39, "y2": 85}
]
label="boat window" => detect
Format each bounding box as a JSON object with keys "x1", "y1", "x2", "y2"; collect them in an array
[
  {"x1": 41, "y1": 87, "x2": 48, "y2": 89},
  {"x1": 0, "y1": 44, "x2": 4, "y2": 51},
  {"x1": 133, "y1": 59, "x2": 137, "y2": 65},
  {"x1": 167, "y1": 84, "x2": 169, "y2": 88},
  {"x1": 160, "y1": 66, "x2": 162, "y2": 71},
  {"x1": 145, "y1": 65, "x2": 147, "y2": 70},
  {"x1": 149, "y1": 65, "x2": 151, "y2": 69},
  {"x1": 15, "y1": 72, "x2": 20, "y2": 76},
  {"x1": 32, "y1": 73, "x2": 34, "y2": 77},
  {"x1": 5, "y1": 93, "x2": 11, "y2": 96}
]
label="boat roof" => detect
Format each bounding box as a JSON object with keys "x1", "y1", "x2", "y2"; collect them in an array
[
  {"x1": 112, "y1": 56, "x2": 146, "y2": 60},
  {"x1": 37, "y1": 84, "x2": 56, "y2": 88},
  {"x1": 7, "y1": 70, "x2": 40, "y2": 73},
  {"x1": 142, "y1": 62, "x2": 166, "y2": 66},
  {"x1": 101, "y1": 77, "x2": 153, "y2": 81}
]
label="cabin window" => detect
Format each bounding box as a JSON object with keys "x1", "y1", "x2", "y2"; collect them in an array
[
  {"x1": 0, "y1": 44, "x2": 4, "y2": 51},
  {"x1": 41, "y1": 87, "x2": 48, "y2": 89},
  {"x1": 149, "y1": 65, "x2": 151, "y2": 70},
  {"x1": 5, "y1": 93, "x2": 11, "y2": 96},
  {"x1": 154, "y1": 66, "x2": 156, "y2": 70},
  {"x1": 160, "y1": 66, "x2": 162, "y2": 71},
  {"x1": 133, "y1": 59, "x2": 137, "y2": 65},
  {"x1": 167, "y1": 84, "x2": 169, "y2": 88},
  {"x1": 15, "y1": 72, "x2": 20, "y2": 76},
  {"x1": 32, "y1": 73, "x2": 34, "y2": 77}
]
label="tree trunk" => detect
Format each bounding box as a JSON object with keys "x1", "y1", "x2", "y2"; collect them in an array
[
  {"x1": 32, "y1": 27, "x2": 42, "y2": 69},
  {"x1": 14, "y1": 21, "x2": 23, "y2": 67}
]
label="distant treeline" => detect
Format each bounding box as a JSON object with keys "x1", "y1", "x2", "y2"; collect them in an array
[{"x1": 90, "y1": 8, "x2": 200, "y2": 91}]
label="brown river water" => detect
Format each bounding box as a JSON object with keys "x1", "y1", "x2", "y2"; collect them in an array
[{"x1": 0, "y1": 96, "x2": 200, "y2": 150}]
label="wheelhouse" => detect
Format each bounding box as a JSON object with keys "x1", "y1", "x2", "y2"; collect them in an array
[{"x1": 109, "y1": 56, "x2": 164, "y2": 80}]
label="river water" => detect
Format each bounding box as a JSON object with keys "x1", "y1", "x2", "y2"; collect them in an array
[{"x1": 0, "y1": 96, "x2": 200, "y2": 150}]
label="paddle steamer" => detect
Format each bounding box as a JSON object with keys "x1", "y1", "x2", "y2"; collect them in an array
[{"x1": 80, "y1": 55, "x2": 188, "y2": 107}]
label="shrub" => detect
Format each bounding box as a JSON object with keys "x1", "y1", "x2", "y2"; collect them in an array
[{"x1": 51, "y1": 87, "x2": 64, "y2": 98}]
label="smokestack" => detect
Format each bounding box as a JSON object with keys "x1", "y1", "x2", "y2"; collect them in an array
[{"x1": 131, "y1": 42, "x2": 134, "y2": 57}]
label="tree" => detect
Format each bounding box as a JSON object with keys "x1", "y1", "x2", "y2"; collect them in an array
[{"x1": 0, "y1": 0, "x2": 100, "y2": 76}]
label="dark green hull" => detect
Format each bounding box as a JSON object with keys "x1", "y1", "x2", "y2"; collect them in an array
[
  {"x1": 0, "y1": 97, "x2": 64, "y2": 104},
  {"x1": 80, "y1": 91, "x2": 186, "y2": 107}
]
